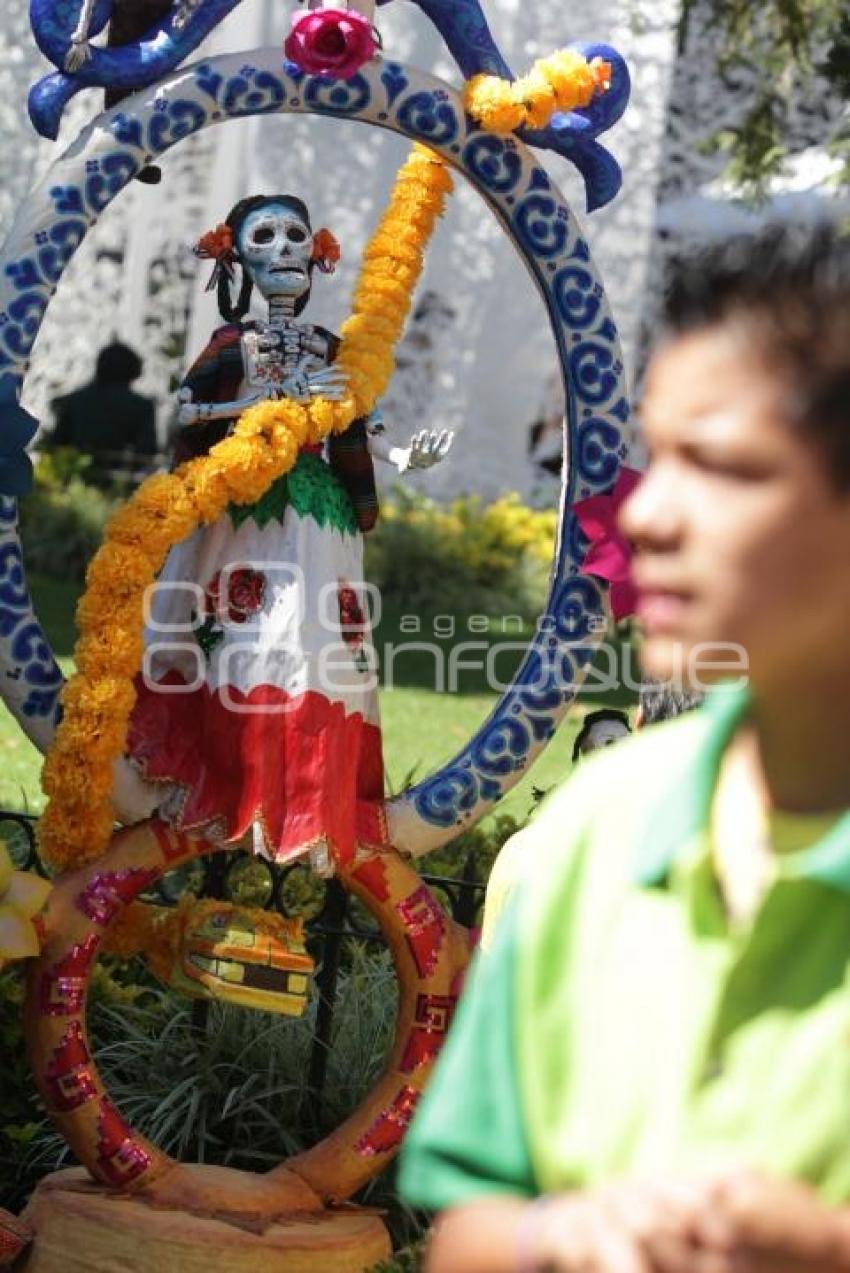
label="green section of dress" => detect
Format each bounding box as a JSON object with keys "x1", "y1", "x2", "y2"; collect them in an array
[{"x1": 228, "y1": 451, "x2": 358, "y2": 535}]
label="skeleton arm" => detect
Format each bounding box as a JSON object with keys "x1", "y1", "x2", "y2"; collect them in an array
[
  {"x1": 176, "y1": 366, "x2": 348, "y2": 424},
  {"x1": 177, "y1": 388, "x2": 265, "y2": 425},
  {"x1": 365, "y1": 410, "x2": 454, "y2": 473},
  {"x1": 64, "y1": 0, "x2": 99, "y2": 71}
]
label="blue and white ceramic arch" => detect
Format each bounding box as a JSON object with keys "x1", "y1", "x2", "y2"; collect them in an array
[{"x1": 0, "y1": 49, "x2": 631, "y2": 851}]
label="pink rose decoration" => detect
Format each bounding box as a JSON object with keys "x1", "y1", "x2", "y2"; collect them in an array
[
  {"x1": 574, "y1": 467, "x2": 642, "y2": 621},
  {"x1": 284, "y1": 9, "x2": 378, "y2": 80}
]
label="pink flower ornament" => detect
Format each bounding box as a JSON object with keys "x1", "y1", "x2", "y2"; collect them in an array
[
  {"x1": 574, "y1": 467, "x2": 642, "y2": 621},
  {"x1": 284, "y1": 8, "x2": 379, "y2": 80}
]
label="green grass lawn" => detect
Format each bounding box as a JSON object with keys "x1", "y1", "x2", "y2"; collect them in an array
[{"x1": 0, "y1": 576, "x2": 634, "y2": 826}]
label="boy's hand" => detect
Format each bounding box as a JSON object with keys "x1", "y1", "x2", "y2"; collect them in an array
[
  {"x1": 533, "y1": 1172, "x2": 850, "y2": 1273},
  {"x1": 702, "y1": 1169, "x2": 850, "y2": 1270},
  {"x1": 532, "y1": 1179, "x2": 737, "y2": 1272}
]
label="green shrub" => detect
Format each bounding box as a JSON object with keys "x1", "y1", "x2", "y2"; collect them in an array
[
  {"x1": 0, "y1": 967, "x2": 44, "y2": 1206},
  {"x1": 370, "y1": 1240, "x2": 427, "y2": 1272},
  {"x1": 367, "y1": 489, "x2": 556, "y2": 621},
  {"x1": 18, "y1": 451, "x2": 120, "y2": 584}
]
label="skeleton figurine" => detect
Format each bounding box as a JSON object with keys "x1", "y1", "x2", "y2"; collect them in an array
[
  {"x1": 116, "y1": 195, "x2": 452, "y2": 875},
  {"x1": 176, "y1": 197, "x2": 452, "y2": 474}
]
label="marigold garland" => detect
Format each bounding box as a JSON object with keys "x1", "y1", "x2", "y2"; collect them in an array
[
  {"x1": 463, "y1": 48, "x2": 611, "y2": 135},
  {"x1": 39, "y1": 143, "x2": 454, "y2": 873}
]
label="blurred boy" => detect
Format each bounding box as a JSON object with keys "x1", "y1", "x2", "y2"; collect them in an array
[{"x1": 399, "y1": 220, "x2": 850, "y2": 1272}]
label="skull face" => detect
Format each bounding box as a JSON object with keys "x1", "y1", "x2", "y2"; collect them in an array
[
  {"x1": 237, "y1": 203, "x2": 313, "y2": 303},
  {"x1": 579, "y1": 716, "x2": 631, "y2": 756}
]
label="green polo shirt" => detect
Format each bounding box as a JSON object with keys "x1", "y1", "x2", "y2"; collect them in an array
[{"x1": 399, "y1": 687, "x2": 850, "y2": 1211}]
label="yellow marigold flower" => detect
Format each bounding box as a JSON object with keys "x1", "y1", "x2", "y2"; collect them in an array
[
  {"x1": 132, "y1": 473, "x2": 192, "y2": 521},
  {"x1": 362, "y1": 233, "x2": 420, "y2": 264},
  {"x1": 38, "y1": 802, "x2": 116, "y2": 871},
  {"x1": 354, "y1": 277, "x2": 409, "y2": 307},
  {"x1": 305, "y1": 399, "x2": 335, "y2": 433},
  {"x1": 465, "y1": 48, "x2": 609, "y2": 135},
  {"x1": 87, "y1": 542, "x2": 157, "y2": 594},
  {"x1": 42, "y1": 750, "x2": 114, "y2": 801},
  {"x1": 212, "y1": 435, "x2": 258, "y2": 473},
  {"x1": 76, "y1": 591, "x2": 140, "y2": 635},
  {"x1": 181, "y1": 462, "x2": 231, "y2": 522},
  {"x1": 281, "y1": 403, "x2": 310, "y2": 440},
  {"x1": 267, "y1": 424, "x2": 298, "y2": 457},
  {"x1": 61, "y1": 674, "x2": 136, "y2": 719},
  {"x1": 362, "y1": 258, "x2": 420, "y2": 288},
  {"x1": 464, "y1": 75, "x2": 525, "y2": 132},
  {"x1": 516, "y1": 67, "x2": 556, "y2": 129},
  {"x1": 344, "y1": 313, "x2": 400, "y2": 345},
  {"x1": 237, "y1": 401, "x2": 281, "y2": 437},
  {"x1": 0, "y1": 841, "x2": 51, "y2": 969},
  {"x1": 76, "y1": 628, "x2": 144, "y2": 678}
]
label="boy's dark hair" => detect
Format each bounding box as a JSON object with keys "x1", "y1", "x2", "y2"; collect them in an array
[
  {"x1": 664, "y1": 219, "x2": 850, "y2": 490},
  {"x1": 571, "y1": 708, "x2": 631, "y2": 762},
  {"x1": 95, "y1": 342, "x2": 143, "y2": 385},
  {"x1": 637, "y1": 679, "x2": 704, "y2": 727}
]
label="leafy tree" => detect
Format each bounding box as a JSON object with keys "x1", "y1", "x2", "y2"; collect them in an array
[{"x1": 679, "y1": 0, "x2": 849, "y2": 194}]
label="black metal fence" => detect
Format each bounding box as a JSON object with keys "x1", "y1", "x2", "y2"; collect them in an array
[{"x1": 2, "y1": 811, "x2": 486, "y2": 1105}]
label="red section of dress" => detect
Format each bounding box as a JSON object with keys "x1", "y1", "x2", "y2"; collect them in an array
[{"x1": 129, "y1": 674, "x2": 386, "y2": 865}]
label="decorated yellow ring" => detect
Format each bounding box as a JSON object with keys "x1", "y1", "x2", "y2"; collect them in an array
[{"x1": 25, "y1": 819, "x2": 471, "y2": 1206}]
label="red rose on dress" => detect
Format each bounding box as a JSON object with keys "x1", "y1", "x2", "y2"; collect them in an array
[
  {"x1": 204, "y1": 572, "x2": 221, "y2": 619},
  {"x1": 205, "y1": 568, "x2": 267, "y2": 624},
  {"x1": 284, "y1": 8, "x2": 378, "y2": 80},
  {"x1": 227, "y1": 568, "x2": 267, "y2": 622},
  {"x1": 338, "y1": 581, "x2": 366, "y2": 650}
]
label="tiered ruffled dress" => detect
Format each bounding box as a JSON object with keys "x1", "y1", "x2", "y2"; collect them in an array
[{"x1": 127, "y1": 326, "x2": 386, "y2": 868}]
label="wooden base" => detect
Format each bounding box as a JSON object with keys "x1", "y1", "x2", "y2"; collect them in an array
[{"x1": 20, "y1": 1169, "x2": 392, "y2": 1273}]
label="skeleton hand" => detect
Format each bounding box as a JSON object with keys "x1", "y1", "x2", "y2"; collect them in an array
[
  {"x1": 397, "y1": 428, "x2": 454, "y2": 474},
  {"x1": 280, "y1": 357, "x2": 348, "y2": 404},
  {"x1": 177, "y1": 388, "x2": 201, "y2": 426},
  {"x1": 64, "y1": 35, "x2": 93, "y2": 72},
  {"x1": 64, "y1": 0, "x2": 96, "y2": 72}
]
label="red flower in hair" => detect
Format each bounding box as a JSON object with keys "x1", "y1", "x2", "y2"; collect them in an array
[
  {"x1": 311, "y1": 227, "x2": 341, "y2": 274},
  {"x1": 284, "y1": 8, "x2": 378, "y2": 81},
  {"x1": 194, "y1": 223, "x2": 237, "y2": 292},
  {"x1": 195, "y1": 223, "x2": 234, "y2": 261}
]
